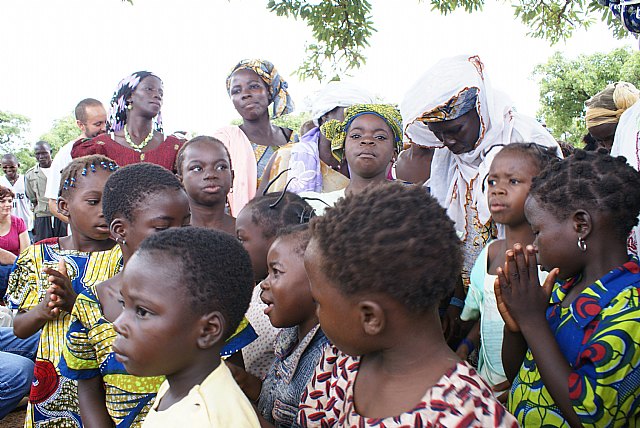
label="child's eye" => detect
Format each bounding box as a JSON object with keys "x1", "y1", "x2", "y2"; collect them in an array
[
  {"x1": 487, "y1": 179, "x2": 496, "y2": 187},
  {"x1": 117, "y1": 298, "x2": 125, "y2": 308},
  {"x1": 510, "y1": 179, "x2": 520, "y2": 184},
  {"x1": 349, "y1": 133, "x2": 361, "y2": 139},
  {"x1": 135, "y1": 307, "x2": 150, "y2": 318},
  {"x1": 87, "y1": 199, "x2": 99, "y2": 206},
  {"x1": 216, "y1": 164, "x2": 228, "y2": 171},
  {"x1": 189, "y1": 165, "x2": 202, "y2": 172},
  {"x1": 375, "y1": 135, "x2": 387, "y2": 141}
]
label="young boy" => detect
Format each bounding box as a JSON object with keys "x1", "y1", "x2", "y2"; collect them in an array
[{"x1": 112, "y1": 227, "x2": 260, "y2": 427}]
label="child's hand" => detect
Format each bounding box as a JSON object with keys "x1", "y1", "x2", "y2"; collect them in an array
[
  {"x1": 494, "y1": 276, "x2": 520, "y2": 333},
  {"x1": 495, "y1": 244, "x2": 558, "y2": 331},
  {"x1": 37, "y1": 289, "x2": 61, "y2": 320},
  {"x1": 226, "y1": 361, "x2": 262, "y2": 402},
  {"x1": 492, "y1": 380, "x2": 511, "y2": 404},
  {"x1": 43, "y1": 260, "x2": 77, "y2": 314}
]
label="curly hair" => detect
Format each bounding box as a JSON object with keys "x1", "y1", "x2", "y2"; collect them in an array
[
  {"x1": 175, "y1": 136, "x2": 232, "y2": 175},
  {"x1": 102, "y1": 163, "x2": 184, "y2": 224},
  {"x1": 58, "y1": 155, "x2": 118, "y2": 198},
  {"x1": 530, "y1": 148, "x2": 640, "y2": 240},
  {"x1": 138, "y1": 227, "x2": 254, "y2": 339},
  {"x1": 494, "y1": 142, "x2": 560, "y2": 173},
  {"x1": 243, "y1": 192, "x2": 315, "y2": 239},
  {"x1": 309, "y1": 182, "x2": 462, "y2": 314},
  {"x1": 0, "y1": 186, "x2": 14, "y2": 200}
]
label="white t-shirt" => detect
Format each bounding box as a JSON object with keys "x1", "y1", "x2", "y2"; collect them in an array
[
  {"x1": 0, "y1": 174, "x2": 33, "y2": 231},
  {"x1": 44, "y1": 140, "x2": 75, "y2": 201}
]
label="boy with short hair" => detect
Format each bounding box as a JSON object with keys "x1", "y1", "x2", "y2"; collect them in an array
[{"x1": 112, "y1": 227, "x2": 260, "y2": 427}]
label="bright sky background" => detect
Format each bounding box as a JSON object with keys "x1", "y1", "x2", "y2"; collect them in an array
[{"x1": 0, "y1": 0, "x2": 635, "y2": 142}]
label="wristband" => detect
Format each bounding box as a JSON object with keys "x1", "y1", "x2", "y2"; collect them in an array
[
  {"x1": 460, "y1": 337, "x2": 475, "y2": 353},
  {"x1": 450, "y1": 296, "x2": 464, "y2": 309}
]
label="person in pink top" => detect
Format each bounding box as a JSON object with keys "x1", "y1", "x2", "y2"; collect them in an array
[{"x1": 0, "y1": 185, "x2": 30, "y2": 296}]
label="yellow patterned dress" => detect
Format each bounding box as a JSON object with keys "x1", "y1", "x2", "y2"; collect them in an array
[{"x1": 5, "y1": 239, "x2": 122, "y2": 428}]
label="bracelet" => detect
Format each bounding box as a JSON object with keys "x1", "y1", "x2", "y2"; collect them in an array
[
  {"x1": 460, "y1": 337, "x2": 475, "y2": 353},
  {"x1": 450, "y1": 296, "x2": 464, "y2": 309}
]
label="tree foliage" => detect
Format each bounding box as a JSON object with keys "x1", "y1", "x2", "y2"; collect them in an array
[
  {"x1": 0, "y1": 110, "x2": 30, "y2": 152},
  {"x1": 534, "y1": 47, "x2": 640, "y2": 146},
  {"x1": 39, "y1": 114, "x2": 81, "y2": 155}
]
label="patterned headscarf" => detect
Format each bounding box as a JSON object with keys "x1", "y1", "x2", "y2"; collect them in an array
[
  {"x1": 321, "y1": 104, "x2": 403, "y2": 162},
  {"x1": 226, "y1": 59, "x2": 294, "y2": 119},
  {"x1": 585, "y1": 82, "x2": 639, "y2": 129},
  {"x1": 107, "y1": 71, "x2": 163, "y2": 133},
  {"x1": 419, "y1": 87, "x2": 478, "y2": 123}
]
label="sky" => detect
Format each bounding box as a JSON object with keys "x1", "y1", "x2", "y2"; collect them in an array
[{"x1": 0, "y1": 0, "x2": 635, "y2": 143}]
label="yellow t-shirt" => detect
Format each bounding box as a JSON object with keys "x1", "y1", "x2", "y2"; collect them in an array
[{"x1": 142, "y1": 363, "x2": 260, "y2": 428}]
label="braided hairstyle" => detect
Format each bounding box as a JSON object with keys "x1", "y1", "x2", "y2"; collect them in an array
[
  {"x1": 243, "y1": 192, "x2": 315, "y2": 239},
  {"x1": 58, "y1": 155, "x2": 118, "y2": 198},
  {"x1": 494, "y1": 142, "x2": 560, "y2": 173},
  {"x1": 102, "y1": 163, "x2": 185, "y2": 225},
  {"x1": 275, "y1": 224, "x2": 312, "y2": 257},
  {"x1": 309, "y1": 182, "x2": 462, "y2": 314},
  {"x1": 529, "y1": 148, "x2": 640, "y2": 240},
  {"x1": 175, "y1": 136, "x2": 232, "y2": 174}
]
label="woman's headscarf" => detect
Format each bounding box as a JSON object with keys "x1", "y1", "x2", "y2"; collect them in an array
[
  {"x1": 585, "y1": 82, "x2": 639, "y2": 129},
  {"x1": 400, "y1": 55, "x2": 558, "y2": 232},
  {"x1": 311, "y1": 81, "x2": 376, "y2": 126},
  {"x1": 320, "y1": 104, "x2": 403, "y2": 162},
  {"x1": 107, "y1": 71, "x2": 163, "y2": 133},
  {"x1": 226, "y1": 59, "x2": 294, "y2": 119}
]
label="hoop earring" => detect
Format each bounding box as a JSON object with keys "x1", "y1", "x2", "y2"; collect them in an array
[{"x1": 577, "y1": 237, "x2": 587, "y2": 252}]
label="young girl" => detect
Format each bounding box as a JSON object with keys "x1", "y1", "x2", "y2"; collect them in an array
[
  {"x1": 233, "y1": 224, "x2": 329, "y2": 427},
  {"x1": 300, "y1": 103, "x2": 403, "y2": 214},
  {"x1": 298, "y1": 182, "x2": 516, "y2": 427},
  {"x1": 496, "y1": 149, "x2": 640, "y2": 426},
  {"x1": 235, "y1": 192, "x2": 315, "y2": 380},
  {"x1": 457, "y1": 143, "x2": 558, "y2": 395},
  {"x1": 176, "y1": 136, "x2": 236, "y2": 235},
  {"x1": 59, "y1": 162, "x2": 191, "y2": 427},
  {"x1": 6, "y1": 155, "x2": 121, "y2": 427}
]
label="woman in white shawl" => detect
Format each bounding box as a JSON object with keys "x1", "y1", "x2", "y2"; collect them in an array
[{"x1": 400, "y1": 55, "x2": 559, "y2": 319}]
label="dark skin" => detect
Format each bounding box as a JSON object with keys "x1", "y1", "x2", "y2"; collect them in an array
[
  {"x1": 178, "y1": 141, "x2": 236, "y2": 235},
  {"x1": 587, "y1": 122, "x2": 617, "y2": 153},
  {"x1": 318, "y1": 107, "x2": 349, "y2": 177},
  {"x1": 394, "y1": 143, "x2": 434, "y2": 184},
  {"x1": 496, "y1": 198, "x2": 628, "y2": 427},
  {"x1": 111, "y1": 76, "x2": 166, "y2": 152}
]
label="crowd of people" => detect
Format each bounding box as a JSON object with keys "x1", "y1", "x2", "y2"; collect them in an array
[{"x1": 0, "y1": 53, "x2": 639, "y2": 427}]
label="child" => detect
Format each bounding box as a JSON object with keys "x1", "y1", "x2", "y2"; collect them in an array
[
  {"x1": 496, "y1": 149, "x2": 640, "y2": 427},
  {"x1": 300, "y1": 103, "x2": 403, "y2": 214},
  {"x1": 6, "y1": 155, "x2": 121, "y2": 427},
  {"x1": 112, "y1": 228, "x2": 260, "y2": 427},
  {"x1": 235, "y1": 192, "x2": 315, "y2": 380},
  {"x1": 59, "y1": 163, "x2": 191, "y2": 427},
  {"x1": 457, "y1": 143, "x2": 558, "y2": 395},
  {"x1": 177, "y1": 136, "x2": 236, "y2": 235},
  {"x1": 298, "y1": 182, "x2": 517, "y2": 426},
  {"x1": 233, "y1": 224, "x2": 329, "y2": 427}
]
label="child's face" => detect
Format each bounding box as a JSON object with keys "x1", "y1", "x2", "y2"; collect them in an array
[
  {"x1": 304, "y1": 238, "x2": 364, "y2": 356},
  {"x1": 236, "y1": 207, "x2": 272, "y2": 281},
  {"x1": 180, "y1": 141, "x2": 232, "y2": 206},
  {"x1": 122, "y1": 188, "x2": 191, "y2": 252},
  {"x1": 487, "y1": 152, "x2": 539, "y2": 227},
  {"x1": 260, "y1": 237, "x2": 316, "y2": 329},
  {"x1": 1, "y1": 160, "x2": 18, "y2": 181},
  {"x1": 344, "y1": 114, "x2": 395, "y2": 180},
  {"x1": 112, "y1": 252, "x2": 199, "y2": 377},
  {"x1": 62, "y1": 169, "x2": 112, "y2": 242},
  {"x1": 524, "y1": 196, "x2": 580, "y2": 279}
]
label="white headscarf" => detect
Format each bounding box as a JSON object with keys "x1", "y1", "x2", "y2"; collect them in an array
[
  {"x1": 401, "y1": 55, "x2": 559, "y2": 237},
  {"x1": 311, "y1": 81, "x2": 376, "y2": 126}
]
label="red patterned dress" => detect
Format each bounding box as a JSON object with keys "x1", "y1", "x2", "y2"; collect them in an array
[{"x1": 297, "y1": 345, "x2": 518, "y2": 427}]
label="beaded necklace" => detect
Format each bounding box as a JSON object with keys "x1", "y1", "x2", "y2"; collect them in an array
[{"x1": 124, "y1": 124, "x2": 154, "y2": 152}]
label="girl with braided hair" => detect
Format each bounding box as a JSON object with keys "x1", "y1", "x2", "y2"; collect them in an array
[
  {"x1": 72, "y1": 71, "x2": 183, "y2": 171},
  {"x1": 6, "y1": 155, "x2": 121, "y2": 427},
  {"x1": 496, "y1": 149, "x2": 640, "y2": 427}
]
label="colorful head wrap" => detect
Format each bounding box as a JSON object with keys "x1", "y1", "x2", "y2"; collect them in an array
[
  {"x1": 585, "y1": 81, "x2": 639, "y2": 129},
  {"x1": 321, "y1": 104, "x2": 403, "y2": 162},
  {"x1": 226, "y1": 59, "x2": 294, "y2": 119},
  {"x1": 107, "y1": 71, "x2": 163, "y2": 133},
  {"x1": 418, "y1": 87, "x2": 478, "y2": 123}
]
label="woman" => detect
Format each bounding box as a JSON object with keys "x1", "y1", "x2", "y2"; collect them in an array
[
  {"x1": 71, "y1": 71, "x2": 182, "y2": 171},
  {"x1": 213, "y1": 59, "x2": 296, "y2": 215},
  {"x1": 585, "y1": 81, "x2": 639, "y2": 152},
  {"x1": 400, "y1": 55, "x2": 559, "y2": 341},
  {"x1": 0, "y1": 186, "x2": 30, "y2": 296}
]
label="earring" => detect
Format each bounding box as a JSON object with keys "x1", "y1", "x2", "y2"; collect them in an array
[
  {"x1": 577, "y1": 237, "x2": 587, "y2": 252},
  {"x1": 229, "y1": 187, "x2": 233, "y2": 194},
  {"x1": 127, "y1": 103, "x2": 133, "y2": 110}
]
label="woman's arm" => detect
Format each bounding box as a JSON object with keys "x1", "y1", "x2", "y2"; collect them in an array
[
  {"x1": 18, "y1": 231, "x2": 30, "y2": 253},
  {"x1": 78, "y1": 376, "x2": 113, "y2": 428},
  {"x1": 0, "y1": 248, "x2": 17, "y2": 265}
]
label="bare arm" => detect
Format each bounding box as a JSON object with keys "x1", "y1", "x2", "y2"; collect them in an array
[
  {"x1": 48, "y1": 199, "x2": 68, "y2": 223},
  {"x1": 0, "y1": 248, "x2": 17, "y2": 265},
  {"x1": 18, "y1": 231, "x2": 30, "y2": 252},
  {"x1": 78, "y1": 376, "x2": 113, "y2": 428},
  {"x1": 13, "y1": 298, "x2": 55, "y2": 338}
]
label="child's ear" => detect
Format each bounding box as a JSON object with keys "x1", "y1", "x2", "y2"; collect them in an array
[
  {"x1": 358, "y1": 300, "x2": 385, "y2": 336},
  {"x1": 110, "y1": 218, "x2": 128, "y2": 244},
  {"x1": 176, "y1": 173, "x2": 183, "y2": 184},
  {"x1": 57, "y1": 197, "x2": 70, "y2": 217},
  {"x1": 572, "y1": 209, "x2": 593, "y2": 239},
  {"x1": 196, "y1": 311, "x2": 225, "y2": 349}
]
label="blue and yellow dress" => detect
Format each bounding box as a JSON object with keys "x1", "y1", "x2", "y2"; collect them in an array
[{"x1": 5, "y1": 239, "x2": 122, "y2": 428}]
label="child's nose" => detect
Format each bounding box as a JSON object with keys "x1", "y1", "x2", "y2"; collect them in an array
[{"x1": 113, "y1": 313, "x2": 129, "y2": 337}]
